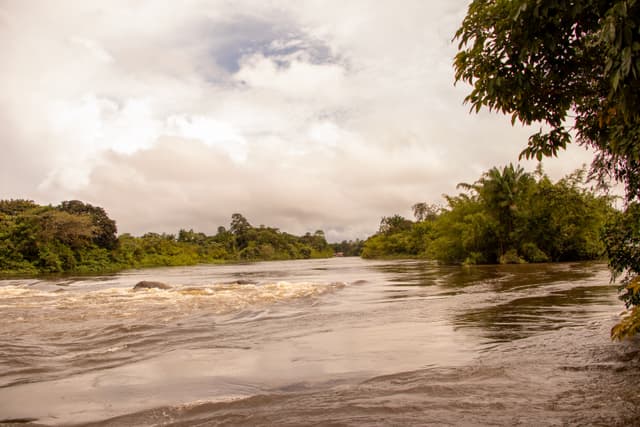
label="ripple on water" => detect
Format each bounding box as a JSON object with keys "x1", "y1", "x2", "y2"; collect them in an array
[
  {"x1": 0, "y1": 260, "x2": 637, "y2": 426},
  {"x1": 0, "y1": 280, "x2": 346, "y2": 388}
]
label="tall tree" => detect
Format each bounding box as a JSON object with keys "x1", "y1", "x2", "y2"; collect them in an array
[
  {"x1": 457, "y1": 164, "x2": 532, "y2": 257},
  {"x1": 229, "y1": 213, "x2": 252, "y2": 250},
  {"x1": 58, "y1": 200, "x2": 118, "y2": 249},
  {"x1": 455, "y1": 0, "x2": 640, "y2": 338},
  {"x1": 378, "y1": 214, "x2": 413, "y2": 234},
  {"x1": 478, "y1": 164, "x2": 533, "y2": 255},
  {"x1": 454, "y1": 0, "x2": 640, "y2": 198}
]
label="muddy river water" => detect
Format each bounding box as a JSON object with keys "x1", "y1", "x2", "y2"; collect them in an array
[{"x1": 1, "y1": 258, "x2": 639, "y2": 426}]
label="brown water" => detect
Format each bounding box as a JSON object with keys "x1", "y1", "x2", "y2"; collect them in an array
[{"x1": 1, "y1": 258, "x2": 639, "y2": 426}]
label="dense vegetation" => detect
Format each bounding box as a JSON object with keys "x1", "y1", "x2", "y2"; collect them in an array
[
  {"x1": 454, "y1": 0, "x2": 640, "y2": 339},
  {"x1": 362, "y1": 165, "x2": 616, "y2": 265},
  {"x1": 0, "y1": 201, "x2": 333, "y2": 275},
  {"x1": 604, "y1": 204, "x2": 640, "y2": 339},
  {"x1": 330, "y1": 239, "x2": 365, "y2": 257}
]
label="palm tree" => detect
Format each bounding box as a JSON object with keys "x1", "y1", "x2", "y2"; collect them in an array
[
  {"x1": 458, "y1": 164, "x2": 532, "y2": 256},
  {"x1": 484, "y1": 164, "x2": 532, "y2": 255}
]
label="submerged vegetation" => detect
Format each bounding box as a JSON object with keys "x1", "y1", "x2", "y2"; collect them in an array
[
  {"x1": 362, "y1": 165, "x2": 616, "y2": 265},
  {"x1": 0, "y1": 201, "x2": 333, "y2": 275}
]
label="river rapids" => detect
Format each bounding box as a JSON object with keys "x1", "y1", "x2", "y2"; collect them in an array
[{"x1": 0, "y1": 258, "x2": 638, "y2": 426}]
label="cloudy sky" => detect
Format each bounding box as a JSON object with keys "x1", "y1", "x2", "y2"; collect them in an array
[{"x1": 0, "y1": 0, "x2": 595, "y2": 241}]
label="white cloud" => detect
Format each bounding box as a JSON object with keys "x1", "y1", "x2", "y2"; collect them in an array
[
  {"x1": 166, "y1": 115, "x2": 248, "y2": 162},
  {"x1": 69, "y1": 37, "x2": 114, "y2": 63},
  {"x1": 0, "y1": 0, "x2": 600, "y2": 240},
  {"x1": 234, "y1": 53, "x2": 346, "y2": 102}
]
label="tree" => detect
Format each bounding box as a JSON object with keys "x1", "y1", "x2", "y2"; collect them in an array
[
  {"x1": 604, "y1": 204, "x2": 640, "y2": 339},
  {"x1": 330, "y1": 239, "x2": 365, "y2": 257},
  {"x1": 464, "y1": 164, "x2": 534, "y2": 256},
  {"x1": 454, "y1": 1, "x2": 640, "y2": 199},
  {"x1": 37, "y1": 210, "x2": 96, "y2": 249},
  {"x1": 301, "y1": 230, "x2": 330, "y2": 252},
  {"x1": 427, "y1": 192, "x2": 497, "y2": 264},
  {"x1": 412, "y1": 203, "x2": 440, "y2": 222},
  {"x1": 229, "y1": 213, "x2": 252, "y2": 250},
  {"x1": 230, "y1": 213, "x2": 251, "y2": 235},
  {"x1": 378, "y1": 215, "x2": 413, "y2": 234},
  {"x1": 58, "y1": 200, "x2": 118, "y2": 249},
  {"x1": 0, "y1": 199, "x2": 38, "y2": 216},
  {"x1": 178, "y1": 228, "x2": 207, "y2": 245},
  {"x1": 455, "y1": 1, "x2": 640, "y2": 339},
  {"x1": 426, "y1": 166, "x2": 613, "y2": 264}
]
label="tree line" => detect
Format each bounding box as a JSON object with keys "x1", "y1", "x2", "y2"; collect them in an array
[
  {"x1": 0, "y1": 201, "x2": 333, "y2": 274},
  {"x1": 362, "y1": 164, "x2": 616, "y2": 265},
  {"x1": 453, "y1": 0, "x2": 640, "y2": 339},
  {"x1": 0, "y1": 164, "x2": 616, "y2": 275}
]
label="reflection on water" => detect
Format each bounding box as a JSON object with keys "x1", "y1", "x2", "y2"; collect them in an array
[
  {"x1": 457, "y1": 284, "x2": 616, "y2": 342},
  {"x1": 0, "y1": 258, "x2": 639, "y2": 426}
]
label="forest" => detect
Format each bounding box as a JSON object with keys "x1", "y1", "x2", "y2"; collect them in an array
[
  {"x1": 0, "y1": 201, "x2": 333, "y2": 274},
  {"x1": 453, "y1": 0, "x2": 640, "y2": 339},
  {"x1": 3, "y1": 166, "x2": 639, "y2": 340},
  {"x1": 0, "y1": 164, "x2": 620, "y2": 276},
  {"x1": 362, "y1": 164, "x2": 617, "y2": 264}
]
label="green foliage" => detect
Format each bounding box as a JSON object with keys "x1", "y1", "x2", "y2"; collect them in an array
[
  {"x1": 378, "y1": 215, "x2": 414, "y2": 235},
  {"x1": 499, "y1": 249, "x2": 525, "y2": 265},
  {"x1": 0, "y1": 204, "x2": 109, "y2": 273},
  {"x1": 603, "y1": 202, "x2": 640, "y2": 338},
  {"x1": 604, "y1": 203, "x2": 640, "y2": 298},
  {"x1": 0, "y1": 199, "x2": 39, "y2": 215},
  {"x1": 362, "y1": 214, "x2": 437, "y2": 259},
  {"x1": 455, "y1": 1, "x2": 640, "y2": 339},
  {"x1": 521, "y1": 169, "x2": 611, "y2": 261},
  {"x1": 363, "y1": 165, "x2": 614, "y2": 266},
  {"x1": 0, "y1": 204, "x2": 334, "y2": 275},
  {"x1": 454, "y1": 1, "x2": 640, "y2": 200},
  {"x1": 611, "y1": 305, "x2": 640, "y2": 341},
  {"x1": 520, "y1": 242, "x2": 550, "y2": 263},
  {"x1": 112, "y1": 232, "x2": 200, "y2": 268},
  {"x1": 412, "y1": 203, "x2": 440, "y2": 222},
  {"x1": 58, "y1": 200, "x2": 118, "y2": 249},
  {"x1": 230, "y1": 212, "x2": 252, "y2": 251},
  {"x1": 110, "y1": 221, "x2": 335, "y2": 267},
  {"x1": 611, "y1": 275, "x2": 640, "y2": 340},
  {"x1": 361, "y1": 232, "x2": 413, "y2": 259},
  {"x1": 427, "y1": 194, "x2": 495, "y2": 264},
  {"x1": 330, "y1": 239, "x2": 365, "y2": 257}
]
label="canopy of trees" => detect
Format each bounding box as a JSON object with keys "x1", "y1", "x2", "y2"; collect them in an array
[
  {"x1": 454, "y1": 0, "x2": 640, "y2": 339},
  {"x1": 455, "y1": 0, "x2": 640, "y2": 196},
  {"x1": 0, "y1": 204, "x2": 333, "y2": 275},
  {"x1": 362, "y1": 165, "x2": 615, "y2": 265}
]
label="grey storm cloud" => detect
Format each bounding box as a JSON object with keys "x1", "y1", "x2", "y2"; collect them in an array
[{"x1": 0, "y1": 0, "x2": 596, "y2": 241}]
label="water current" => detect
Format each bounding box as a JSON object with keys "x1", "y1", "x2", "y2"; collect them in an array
[{"x1": 0, "y1": 258, "x2": 639, "y2": 426}]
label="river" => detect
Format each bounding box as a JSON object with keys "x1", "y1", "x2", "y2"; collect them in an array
[{"x1": 0, "y1": 258, "x2": 639, "y2": 426}]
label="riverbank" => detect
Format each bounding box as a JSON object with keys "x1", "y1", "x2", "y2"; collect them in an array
[{"x1": 0, "y1": 202, "x2": 335, "y2": 276}]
